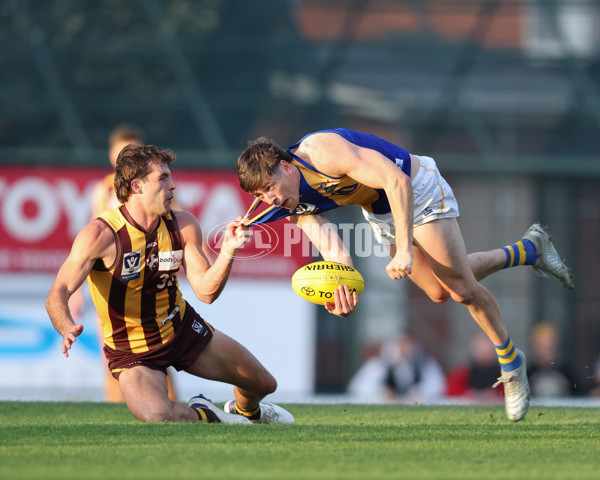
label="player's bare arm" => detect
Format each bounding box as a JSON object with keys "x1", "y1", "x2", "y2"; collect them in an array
[
  {"x1": 176, "y1": 210, "x2": 247, "y2": 304},
  {"x1": 296, "y1": 133, "x2": 415, "y2": 279},
  {"x1": 289, "y1": 213, "x2": 353, "y2": 266},
  {"x1": 46, "y1": 220, "x2": 115, "y2": 357}
]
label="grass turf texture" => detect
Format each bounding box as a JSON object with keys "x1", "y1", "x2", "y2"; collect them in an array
[{"x1": 1, "y1": 402, "x2": 599, "y2": 480}]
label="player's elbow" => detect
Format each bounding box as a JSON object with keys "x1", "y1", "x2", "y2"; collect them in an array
[
  {"x1": 385, "y1": 169, "x2": 411, "y2": 195},
  {"x1": 197, "y1": 293, "x2": 218, "y2": 304},
  {"x1": 45, "y1": 290, "x2": 60, "y2": 318},
  {"x1": 205, "y1": 295, "x2": 219, "y2": 304},
  {"x1": 194, "y1": 288, "x2": 221, "y2": 304}
]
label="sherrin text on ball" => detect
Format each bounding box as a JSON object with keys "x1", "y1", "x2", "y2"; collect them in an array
[{"x1": 291, "y1": 261, "x2": 364, "y2": 305}]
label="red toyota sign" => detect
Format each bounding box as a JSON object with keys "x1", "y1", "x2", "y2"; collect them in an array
[{"x1": 0, "y1": 166, "x2": 307, "y2": 279}]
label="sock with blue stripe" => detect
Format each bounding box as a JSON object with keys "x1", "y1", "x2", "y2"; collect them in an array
[
  {"x1": 501, "y1": 239, "x2": 537, "y2": 269},
  {"x1": 495, "y1": 336, "x2": 522, "y2": 372}
]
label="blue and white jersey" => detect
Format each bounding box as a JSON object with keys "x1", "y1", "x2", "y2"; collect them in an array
[{"x1": 250, "y1": 128, "x2": 412, "y2": 225}]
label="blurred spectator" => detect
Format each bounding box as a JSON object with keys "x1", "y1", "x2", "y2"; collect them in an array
[
  {"x1": 445, "y1": 332, "x2": 504, "y2": 402},
  {"x1": 91, "y1": 124, "x2": 146, "y2": 218},
  {"x1": 347, "y1": 332, "x2": 445, "y2": 403},
  {"x1": 527, "y1": 322, "x2": 576, "y2": 397}
]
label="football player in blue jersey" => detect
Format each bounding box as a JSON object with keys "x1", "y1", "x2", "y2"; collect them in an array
[{"x1": 237, "y1": 128, "x2": 574, "y2": 421}]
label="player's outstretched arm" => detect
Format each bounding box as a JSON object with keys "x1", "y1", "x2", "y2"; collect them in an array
[
  {"x1": 300, "y1": 133, "x2": 415, "y2": 279},
  {"x1": 290, "y1": 213, "x2": 353, "y2": 266},
  {"x1": 178, "y1": 211, "x2": 248, "y2": 304},
  {"x1": 46, "y1": 220, "x2": 112, "y2": 357}
]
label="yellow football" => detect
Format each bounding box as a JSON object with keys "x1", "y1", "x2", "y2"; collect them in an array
[{"x1": 291, "y1": 261, "x2": 365, "y2": 305}]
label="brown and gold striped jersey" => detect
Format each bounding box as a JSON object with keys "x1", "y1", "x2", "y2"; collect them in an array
[{"x1": 88, "y1": 205, "x2": 187, "y2": 353}]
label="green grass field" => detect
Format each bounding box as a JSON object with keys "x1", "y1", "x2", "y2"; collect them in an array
[{"x1": 1, "y1": 402, "x2": 598, "y2": 480}]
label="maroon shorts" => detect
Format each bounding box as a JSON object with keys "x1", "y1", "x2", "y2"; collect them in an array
[{"x1": 104, "y1": 303, "x2": 214, "y2": 380}]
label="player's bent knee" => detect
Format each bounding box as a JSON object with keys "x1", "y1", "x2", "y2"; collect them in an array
[
  {"x1": 134, "y1": 402, "x2": 178, "y2": 423},
  {"x1": 257, "y1": 373, "x2": 277, "y2": 397},
  {"x1": 426, "y1": 289, "x2": 451, "y2": 303},
  {"x1": 137, "y1": 410, "x2": 169, "y2": 423},
  {"x1": 241, "y1": 370, "x2": 277, "y2": 398},
  {"x1": 449, "y1": 288, "x2": 476, "y2": 306}
]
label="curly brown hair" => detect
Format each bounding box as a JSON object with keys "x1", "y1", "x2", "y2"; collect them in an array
[
  {"x1": 114, "y1": 145, "x2": 175, "y2": 203},
  {"x1": 236, "y1": 137, "x2": 293, "y2": 193}
]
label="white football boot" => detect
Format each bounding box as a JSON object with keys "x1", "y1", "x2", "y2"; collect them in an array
[
  {"x1": 522, "y1": 223, "x2": 574, "y2": 289},
  {"x1": 493, "y1": 350, "x2": 530, "y2": 422},
  {"x1": 189, "y1": 394, "x2": 252, "y2": 424},
  {"x1": 223, "y1": 400, "x2": 295, "y2": 424}
]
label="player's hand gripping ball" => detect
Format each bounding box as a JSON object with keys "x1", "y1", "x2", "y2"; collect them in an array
[{"x1": 291, "y1": 261, "x2": 364, "y2": 305}]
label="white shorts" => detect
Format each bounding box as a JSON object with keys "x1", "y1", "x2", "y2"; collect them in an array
[{"x1": 362, "y1": 155, "x2": 459, "y2": 245}]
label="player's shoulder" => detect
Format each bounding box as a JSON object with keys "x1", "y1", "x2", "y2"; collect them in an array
[
  {"x1": 172, "y1": 209, "x2": 198, "y2": 228},
  {"x1": 172, "y1": 210, "x2": 203, "y2": 245},
  {"x1": 71, "y1": 218, "x2": 115, "y2": 259},
  {"x1": 297, "y1": 132, "x2": 351, "y2": 175},
  {"x1": 299, "y1": 131, "x2": 346, "y2": 151},
  {"x1": 83, "y1": 218, "x2": 114, "y2": 242}
]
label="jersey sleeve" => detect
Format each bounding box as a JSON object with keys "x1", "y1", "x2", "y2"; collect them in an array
[{"x1": 248, "y1": 206, "x2": 295, "y2": 225}]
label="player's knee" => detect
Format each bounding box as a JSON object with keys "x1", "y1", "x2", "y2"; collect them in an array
[
  {"x1": 248, "y1": 371, "x2": 277, "y2": 397},
  {"x1": 137, "y1": 400, "x2": 181, "y2": 423},
  {"x1": 257, "y1": 373, "x2": 277, "y2": 396},
  {"x1": 136, "y1": 402, "x2": 176, "y2": 423},
  {"x1": 427, "y1": 289, "x2": 451, "y2": 303},
  {"x1": 448, "y1": 286, "x2": 476, "y2": 305}
]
